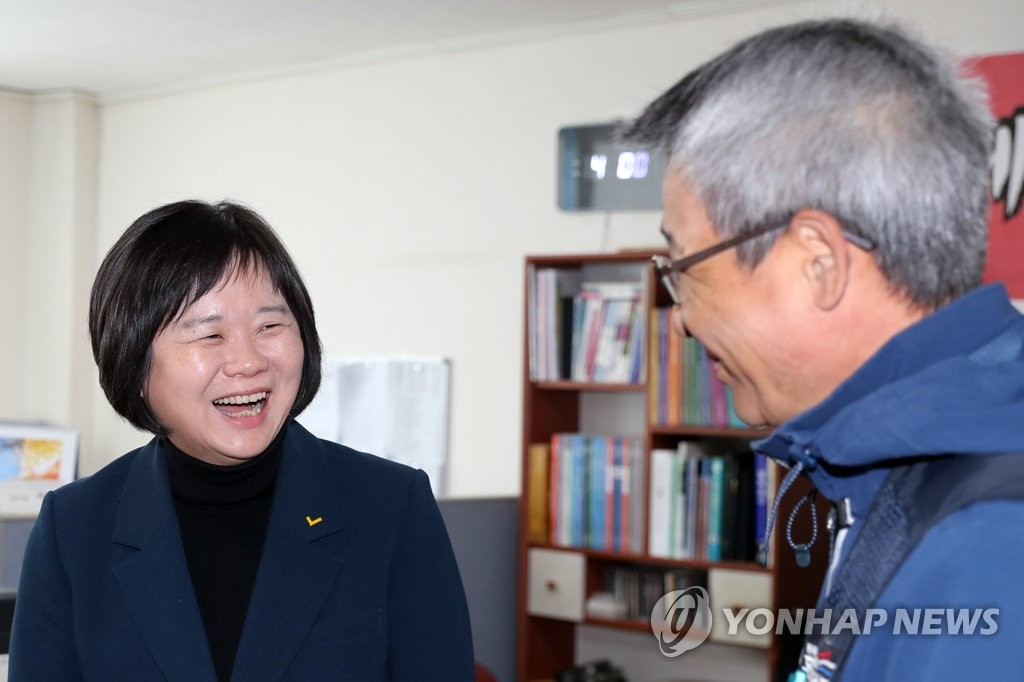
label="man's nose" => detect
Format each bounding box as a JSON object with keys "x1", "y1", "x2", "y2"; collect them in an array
[{"x1": 670, "y1": 305, "x2": 693, "y2": 338}]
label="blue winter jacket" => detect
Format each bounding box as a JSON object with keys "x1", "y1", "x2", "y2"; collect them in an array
[{"x1": 755, "y1": 283, "x2": 1024, "y2": 681}]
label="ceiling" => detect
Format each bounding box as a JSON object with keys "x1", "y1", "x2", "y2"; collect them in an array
[{"x1": 0, "y1": 0, "x2": 788, "y2": 97}]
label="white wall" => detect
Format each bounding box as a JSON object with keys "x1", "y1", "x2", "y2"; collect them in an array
[
  {"x1": 4, "y1": 0, "x2": 1022, "y2": 494},
  {"x1": 0, "y1": 93, "x2": 32, "y2": 421},
  {"x1": 25, "y1": 93, "x2": 99, "y2": 454}
]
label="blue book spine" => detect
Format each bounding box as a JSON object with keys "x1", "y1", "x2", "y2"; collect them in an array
[
  {"x1": 612, "y1": 438, "x2": 623, "y2": 552},
  {"x1": 574, "y1": 436, "x2": 586, "y2": 547},
  {"x1": 707, "y1": 456, "x2": 725, "y2": 561},
  {"x1": 754, "y1": 452, "x2": 768, "y2": 547},
  {"x1": 589, "y1": 437, "x2": 606, "y2": 550},
  {"x1": 726, "y1": 387, "x2": 745, "y2": 427}
]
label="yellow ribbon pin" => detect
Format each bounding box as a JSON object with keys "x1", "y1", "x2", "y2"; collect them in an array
[{"x1": 306, "y1": 516, "x2": 323, "y2": 527}]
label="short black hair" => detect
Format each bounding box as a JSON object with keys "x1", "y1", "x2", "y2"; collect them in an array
[{"x1": 89, "y1": 200, "x2": 323, "y2": 435}]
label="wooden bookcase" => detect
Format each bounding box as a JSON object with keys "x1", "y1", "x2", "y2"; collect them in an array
[{"x1": 516, "y1": 252, "x2": 827, "y2": 682}]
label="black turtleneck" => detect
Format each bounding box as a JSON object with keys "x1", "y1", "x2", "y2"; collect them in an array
[{"x1": 164, "y1": 426, "x2": 286, "y2": 682}]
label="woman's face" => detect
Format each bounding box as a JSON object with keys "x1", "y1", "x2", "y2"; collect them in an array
[{"x1": 145, "y1": 267, "x2": 304, "y2": 465}]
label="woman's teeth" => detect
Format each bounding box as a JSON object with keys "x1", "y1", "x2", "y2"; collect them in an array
[
  {"x1": 213, "y1": 392, "x2": 268, "y2": 405},
  {"x1": 212, "y1": 392, "x2": 267, "y2": 417},
  {"x1": 232, "y1": 403, "x2": 264, "y2": 417}
]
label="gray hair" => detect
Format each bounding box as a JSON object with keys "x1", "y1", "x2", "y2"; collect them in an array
[{"x1": 622, "y1": 18, "x2": 993, "y2": 308}]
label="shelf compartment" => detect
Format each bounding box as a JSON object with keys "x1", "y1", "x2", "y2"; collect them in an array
[
  {"x1": 528, "y1": 543, "x2": 772, "y2": 574},
  {"x1": 649, "y1": 424, "x2": 770, "y2": 438},
  {"x1": 533, "y1": 380, "x2": 645, "y2": 392},
  {"x1": 582, "y1": 616, "x2": 706, "y2": 636}
]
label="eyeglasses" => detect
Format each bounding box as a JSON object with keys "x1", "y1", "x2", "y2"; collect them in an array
[{"x1": 652, "y1": 223, "x2": 876, "y2": 306}]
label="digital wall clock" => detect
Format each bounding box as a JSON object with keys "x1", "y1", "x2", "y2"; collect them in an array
[{"x1": 557, "y1": 123, "x2": 666, "y2": 212}]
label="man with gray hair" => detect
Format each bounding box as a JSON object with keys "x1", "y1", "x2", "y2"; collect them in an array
[{"x1": 625, "y1": 18, "x2": 1024, "y2": 681}]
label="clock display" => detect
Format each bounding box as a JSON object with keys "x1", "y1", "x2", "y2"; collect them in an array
[
  {"x1": 589, "y1": 150, "x2": 651, "y2": 180},
  {"x1": 558, "y1": 123, "x2": 665, "y2": 211}
]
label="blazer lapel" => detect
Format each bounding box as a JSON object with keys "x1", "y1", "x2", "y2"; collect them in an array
[
  {"x1": 111, "y1": 441, "x2": 218, "y2": 682},
  {"x1": 231, "y1": 424, "x2": 346, "y2": 682}
]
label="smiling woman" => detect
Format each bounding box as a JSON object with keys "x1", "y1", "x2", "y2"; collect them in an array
[
  {"x1": 87, "y1": 201, "x2": 321, "y2": 440},
  {"x1": 146, "y1": 269, "x2": 304, "y2": 466},
  {"x1": 9, "y1": 200, "x2": 475, "y2": 682}
]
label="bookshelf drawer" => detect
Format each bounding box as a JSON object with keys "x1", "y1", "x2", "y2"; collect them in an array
[
  {"x1": 527, "y1": 548, "x2": 585, "y2": 622},
  {"x1": 708, "y1": 567, "x2": 773, "y2": 649}
]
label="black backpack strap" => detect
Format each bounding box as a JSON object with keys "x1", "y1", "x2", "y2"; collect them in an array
[{"x1": 795, "y1": 452, "x2": 1024, "y2": 681}]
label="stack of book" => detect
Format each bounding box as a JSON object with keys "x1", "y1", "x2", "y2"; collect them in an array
[
  {"x1": 528, "y1": 268, "x2": 645, "y2": 383},
  {"x1": 648, "y1": 308, "x2": 746, "y2": 426},
  {"x1": 648, "y1": 445, "x2": 771, "y2": 563},
  {"x1": 529, "y1": 268, "x2": 580, "y2": 381},
  {"x1": 597, "y1": 565, "x2": 698, "y2": 623},
  {"x1": 569, "y1": 282, "x2": 645, "y2": 383},
  {"x1": 542, "y1": 434, "x2": 645, "y2": 554}
]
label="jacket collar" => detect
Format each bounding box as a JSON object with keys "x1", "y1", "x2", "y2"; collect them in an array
[
  {"x1": 755, "y1": 283, "x2": 1024, "y2": 504},
  {"x1": 111, "y1": 438, "x2": 215, "y2": 682},
  {"x1": 111, "y1": 421, "x2": 346, "y2": 682},
  {"x1": 231, "y1": 421, "x2": 346, "y2": 681}
]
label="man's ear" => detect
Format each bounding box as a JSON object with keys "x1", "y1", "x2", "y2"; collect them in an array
[{"x1": 789, "y1": 209, "x2": 850, "y2": 311}]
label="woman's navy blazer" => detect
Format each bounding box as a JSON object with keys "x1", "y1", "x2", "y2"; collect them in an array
[{"x1": 9, "y1": 421, "x2": 475, "y2": 681}]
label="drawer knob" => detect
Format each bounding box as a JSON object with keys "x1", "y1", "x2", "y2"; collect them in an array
[{"x1": 545, "y1": 580, "x2": 558, "y2": 592}]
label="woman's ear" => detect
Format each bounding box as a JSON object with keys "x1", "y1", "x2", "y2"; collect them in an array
[{"x1": 789, "y1": 209, "x2": 851, "y2": 311}]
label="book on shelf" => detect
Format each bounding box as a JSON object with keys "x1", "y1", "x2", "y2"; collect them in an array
[
  {"x1": 528, "y1": 267, "x2": 646, "y2": 383},
  {"x1": 649, "y1": 307, "x2": 747, "y2": 427},
  {"x1": 753, "y1": 452, "x2": 768, "y2": 550},
  {"x1": 529, "y1": 267, "x2": 583, "y2": 381},
  {"x1": 527, "y1": 443, "x2": 551, "y2": 544},
  {"x1": 648, "y1": 449, "x2": 669, "y2": 558},
  {"x1": 547, "y1": 434, "x2": 645, "y2": 554},
  {"x1": 648, "y1": 309, "x2": 659, "y2": 425},
  {"x1": 588, "y1": 436, "x2": 606, "y2": 550},
  {"x1": 571, "y1": 282, "x2": 644, "y2": 383},
  {"x1": 657, "y1": 309, "x2": 668, "y2": 421},
  {"x1": 648, "y1": 443, "x2": 761, "y2": 563},
  {"x1": 723, "y1": 455, "x2": 755, "y2": 563},
  {"x1": 610, "y1": 439, "x2": 622, "y2": 550},
  {"x1": 707, "y1": 456, "x2": 725, "y2": 561},
  {"x1": 666, "y1": 313, "x2": 682, "y2": 426},
  {"x1": 596, "y1": 564, "x2": 703, "y2": 624},
  {"x1": 751, "y1": 452, "x2": 778, "y2": 567}
]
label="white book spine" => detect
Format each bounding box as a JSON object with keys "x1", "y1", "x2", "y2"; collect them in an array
[{"x1": 649, "y1": 449, "x2": 674, "y2": 558}]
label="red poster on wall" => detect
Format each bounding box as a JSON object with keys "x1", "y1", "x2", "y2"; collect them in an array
[{"x1": 969, "y1": 52, "x2": 1024, "y2": 297}]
